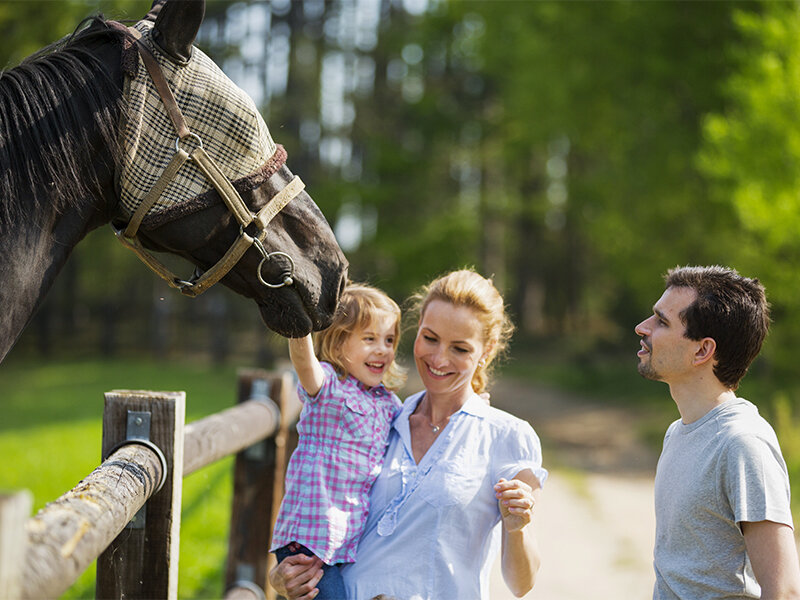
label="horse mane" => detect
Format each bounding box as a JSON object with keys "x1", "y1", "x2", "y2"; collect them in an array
[{"x1": 0, "y1": 16, "x2": 126, "y2": 228}]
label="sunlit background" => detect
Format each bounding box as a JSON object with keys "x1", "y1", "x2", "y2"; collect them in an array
[{"x1": 3, "y1": 0, "x2": 800, "y2": 597}]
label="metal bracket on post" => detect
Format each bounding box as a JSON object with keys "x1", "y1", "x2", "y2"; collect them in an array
[
  {"x1": 105, "y1": 410, "x2": 168, "y2": 530},
  {"x1": 227, "y1": 564, "x2": 266, "y2": 600},
  {"x1": 128, "y1": 410, "x2": 151, "y2": 439},
  {"x1": 97, "y1": 390, "x2": 183, "y2": 600},
  {"x1": 127, "y1": 410, "x2": 151, "y2": 529}
]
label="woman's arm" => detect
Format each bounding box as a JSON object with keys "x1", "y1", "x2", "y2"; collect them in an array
[
  {"x1": 496, "y1": 468, "x2": 542, "y2": 597},
  {"x1": 288, "y1": 334, "x2": 325, "y2": 397}
]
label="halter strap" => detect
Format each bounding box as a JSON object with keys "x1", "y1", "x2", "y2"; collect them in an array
[
  {"x1": 134, "y1": 34, "x2": 190, "y2": 139},
  {"x1": 113, "y1": 23, "x2": 303, "y2": 297}
]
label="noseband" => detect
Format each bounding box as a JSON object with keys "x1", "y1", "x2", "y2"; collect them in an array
[{"x1": 112, "y1": 24, "x2": 302, "y2": 297}]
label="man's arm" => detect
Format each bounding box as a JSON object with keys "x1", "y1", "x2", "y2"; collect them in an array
[{"x1": 742, "y1": 519, "x2": 800, "y2": 599}]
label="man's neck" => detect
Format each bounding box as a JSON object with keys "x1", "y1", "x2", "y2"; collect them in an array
[{"x1": 669, "y1": 378, "x2": 737, "y2": 424}]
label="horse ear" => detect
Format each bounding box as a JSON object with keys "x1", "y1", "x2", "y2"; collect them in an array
[
  {"x1": 151, "y1": 0, "x2": 206, "y2": 64},
  {"x1": 143, "y1": 0, "x2": 167, "y2": 22}
]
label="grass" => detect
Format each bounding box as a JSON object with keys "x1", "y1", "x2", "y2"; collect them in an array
[{"x1": 0, "y1": 357, "x2": 244, "y2": 599}]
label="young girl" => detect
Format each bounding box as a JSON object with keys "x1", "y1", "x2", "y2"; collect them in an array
[{"x1": 269, "y1": 283, "x2": 406, "y2": 599}]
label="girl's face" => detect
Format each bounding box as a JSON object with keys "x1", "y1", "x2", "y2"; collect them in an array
[
  {"x1": 414, "y1": 300, "x2": 486, "y2": 399},
  {"x1": 340, "y1": 311, "x2": 398, "y2": 389}
]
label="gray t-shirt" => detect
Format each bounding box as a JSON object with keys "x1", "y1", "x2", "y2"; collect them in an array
[{"x1": 653, "y1": 397, "x2": 793, "y2": 599}]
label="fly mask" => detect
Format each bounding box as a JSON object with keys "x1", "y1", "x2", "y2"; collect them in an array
[{"x1": 112, "y1": 20, "x2": 303, "y2": 297}]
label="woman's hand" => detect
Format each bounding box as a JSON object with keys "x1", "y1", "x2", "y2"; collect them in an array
[
  {"x1": 268, "y1": 554, "x2": 324, "y2": 600},
  {"x1": 495, "y1": 477, "x2": 535, "y2": 532},
  {"x1": 497, "y1": 470, "x2": 542, "y2": 596}
]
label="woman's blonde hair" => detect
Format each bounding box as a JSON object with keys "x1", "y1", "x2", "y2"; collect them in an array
[
  {"x1": 412, "y1": 268, "x2": 514, "y2": 394},
  {"x1": 315, "y1": 283, "x2": 406, "y2": 391}
]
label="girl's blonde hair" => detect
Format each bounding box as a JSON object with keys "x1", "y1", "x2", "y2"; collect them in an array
[
  {"x1": 412, "y1": 268, "x2": 514, "y2": 394},
  {"x1": 316, "y1": 283, "x2": 407, "y2": 391}
]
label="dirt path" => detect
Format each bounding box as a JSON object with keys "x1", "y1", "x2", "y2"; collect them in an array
[{"x1": 487, "y1": 378, "x2": 659, "y2": 599}]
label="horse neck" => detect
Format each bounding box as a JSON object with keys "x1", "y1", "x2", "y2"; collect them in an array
[
  {"x1": 0, "y1": 193, "x2": 111, "y2": 363},
  {"x1": 0, "y1": 23, "x2": 126, "y2": 363}
]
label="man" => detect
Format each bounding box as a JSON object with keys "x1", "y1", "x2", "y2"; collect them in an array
[{"x1": 635, "y1": 265, "x2": 800, "y2": 599}]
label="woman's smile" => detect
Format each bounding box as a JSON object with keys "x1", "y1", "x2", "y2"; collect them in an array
[{"x1": 426, "y1": 364, "x2": 451, "y2": 378}]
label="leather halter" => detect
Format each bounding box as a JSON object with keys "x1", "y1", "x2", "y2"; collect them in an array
[{"x1": 112, "y1": 25, "x2": 303, "y2": 297}]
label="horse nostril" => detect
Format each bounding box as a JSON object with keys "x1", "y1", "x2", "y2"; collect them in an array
[{"x1": 326, "y1": 270, "x2": 347, "y2": 318}]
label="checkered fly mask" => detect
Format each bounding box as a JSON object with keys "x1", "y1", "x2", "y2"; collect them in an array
[
  {"x1": 118, "y1": 21, "x2": 280, "y2": 229},
  {"x1": 112, "y1": 20, "x2": 303, "y2": 297}
]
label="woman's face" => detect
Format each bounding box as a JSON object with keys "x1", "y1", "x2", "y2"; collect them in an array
[{"x1": 413, "y1": 300, "x2": 486, "y2": 399}]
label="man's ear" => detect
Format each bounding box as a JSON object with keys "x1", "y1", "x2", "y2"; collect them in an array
[{"x1": 693, "y1": 337, "x2": 717, "y2": 367}]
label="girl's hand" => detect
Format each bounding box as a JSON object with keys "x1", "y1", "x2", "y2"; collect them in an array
[{"x1": 494, "y1": 477, "x2": 535, "y2": 532}]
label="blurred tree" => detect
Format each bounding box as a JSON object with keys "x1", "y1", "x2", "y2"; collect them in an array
[
  {"x1": 338, "y1": 0, "x2": 750, "y2": 348},
  {"x1": 4, "y1": 0, "x2": 787, "y2": 368},
  {"x1": 0, "y1": 1, "x2": 148, "y2": 66},
  {"x1": 699, "y1": 0, "x2": 800, "y2": 374},
  {"x1": 0, "y1": 2, "x2": 72, "y2": 66},
  {"x1": 344, "y1": 3, "x2": 487, "y2": 300},
  {"x1": 470, "y1": 0, "x2": 750, "y2": 344}
]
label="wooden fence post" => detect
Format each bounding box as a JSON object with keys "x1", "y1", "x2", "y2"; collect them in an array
[
  {"x1": 96, "y1": 390, "x2": 185, "y2": 600},
  {"x1": 0, "y1": 491, "x2": 32, "y2": 599},
  {"x1": 224, "y1": 370, "x2": 296, "y2": 600}
]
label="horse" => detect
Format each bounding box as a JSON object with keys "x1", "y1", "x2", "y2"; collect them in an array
[{"x1": 0, "y1": 0, "x2": 348, "y2": 364}]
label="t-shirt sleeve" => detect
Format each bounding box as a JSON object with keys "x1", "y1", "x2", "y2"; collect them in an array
[
  {"x1": 662, "y1": 419, "x2": 680, "y2": 449},
  {"x1": 493, "y1": 419, "x2": 548, "y2": 488},
  {"x1": 722, "y1": 432, "x2": 793, "y2": 528},
  {"x1": 296, "y1": 361, "x2": 337, "y2": 404}
]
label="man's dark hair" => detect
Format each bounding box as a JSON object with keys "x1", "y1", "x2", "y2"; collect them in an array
[{"x1": 665, "y1": 265, "x2": 770, "y2": 390}]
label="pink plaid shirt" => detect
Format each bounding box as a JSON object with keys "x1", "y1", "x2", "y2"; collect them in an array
[{"x1": 270, "y1": 362, "x2": 401, "y2": 565}]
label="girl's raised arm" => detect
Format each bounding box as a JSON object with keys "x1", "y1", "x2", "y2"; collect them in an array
[{"x1": 288, "y1": 334, "x2": 326, "y2": 398}]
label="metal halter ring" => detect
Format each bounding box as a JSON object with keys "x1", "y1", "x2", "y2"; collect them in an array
[
  {"x1": 174, "y1": 132, "x2": 203, "y2": 153},
  {"x1": 252, "y1": 237, "x2": 295, "y2": 289}
]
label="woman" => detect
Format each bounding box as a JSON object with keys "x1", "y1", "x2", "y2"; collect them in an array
[{"x1": 271, "y1": 269, "x2": 547, "y2": 599}]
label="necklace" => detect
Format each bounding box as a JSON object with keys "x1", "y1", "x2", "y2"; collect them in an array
[
  {"x1": 428, "y1": 416, "x2": 448, "y2": 434},
  {"x1": 417, "y1": 394, "x2": 450, "y2": 434}
]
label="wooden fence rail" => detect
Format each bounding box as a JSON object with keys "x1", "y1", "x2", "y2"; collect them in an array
[{"x1": 0, "y1": 368, "x2": 300, "y2": 600}]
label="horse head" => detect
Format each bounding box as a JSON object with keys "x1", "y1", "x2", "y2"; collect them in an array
[
  {"x1": 0, "y1": 0, "x2": 347, "y2": 362},
  {"x1": 111, "y1": 0, "x2": 348, "y2": 338},
  {"x1": 100, "y1": 0, "x2": 347, "y2": 339}
]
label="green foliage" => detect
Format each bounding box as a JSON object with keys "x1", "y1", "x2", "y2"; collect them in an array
[
  {"x1": 0, "y1": 358, "x2": 240, "y2": 599},
  {"x1": 698, "y1": 1, "x2": 800, "y2": 375},
  {"x1": 0, "y1": 1, "x2": 151, "y2": 66},
  {"x1": 771, "y1": 392, "x2": 800, "y2": 512},
  {"x1": 319, "y1": 0, "x2": 754, "y2": 351},
  {"x1": 5, "y1": 0, "x2": 782, "y2": 362}
]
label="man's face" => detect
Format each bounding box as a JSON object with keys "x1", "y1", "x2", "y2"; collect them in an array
[{"x1": 634, "y1": 286, "x2": 698, "y2": 384}]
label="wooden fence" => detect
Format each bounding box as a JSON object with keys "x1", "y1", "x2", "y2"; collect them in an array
[{"x1": 0, "y1": 368, "x2": 300, "y2": 600}]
